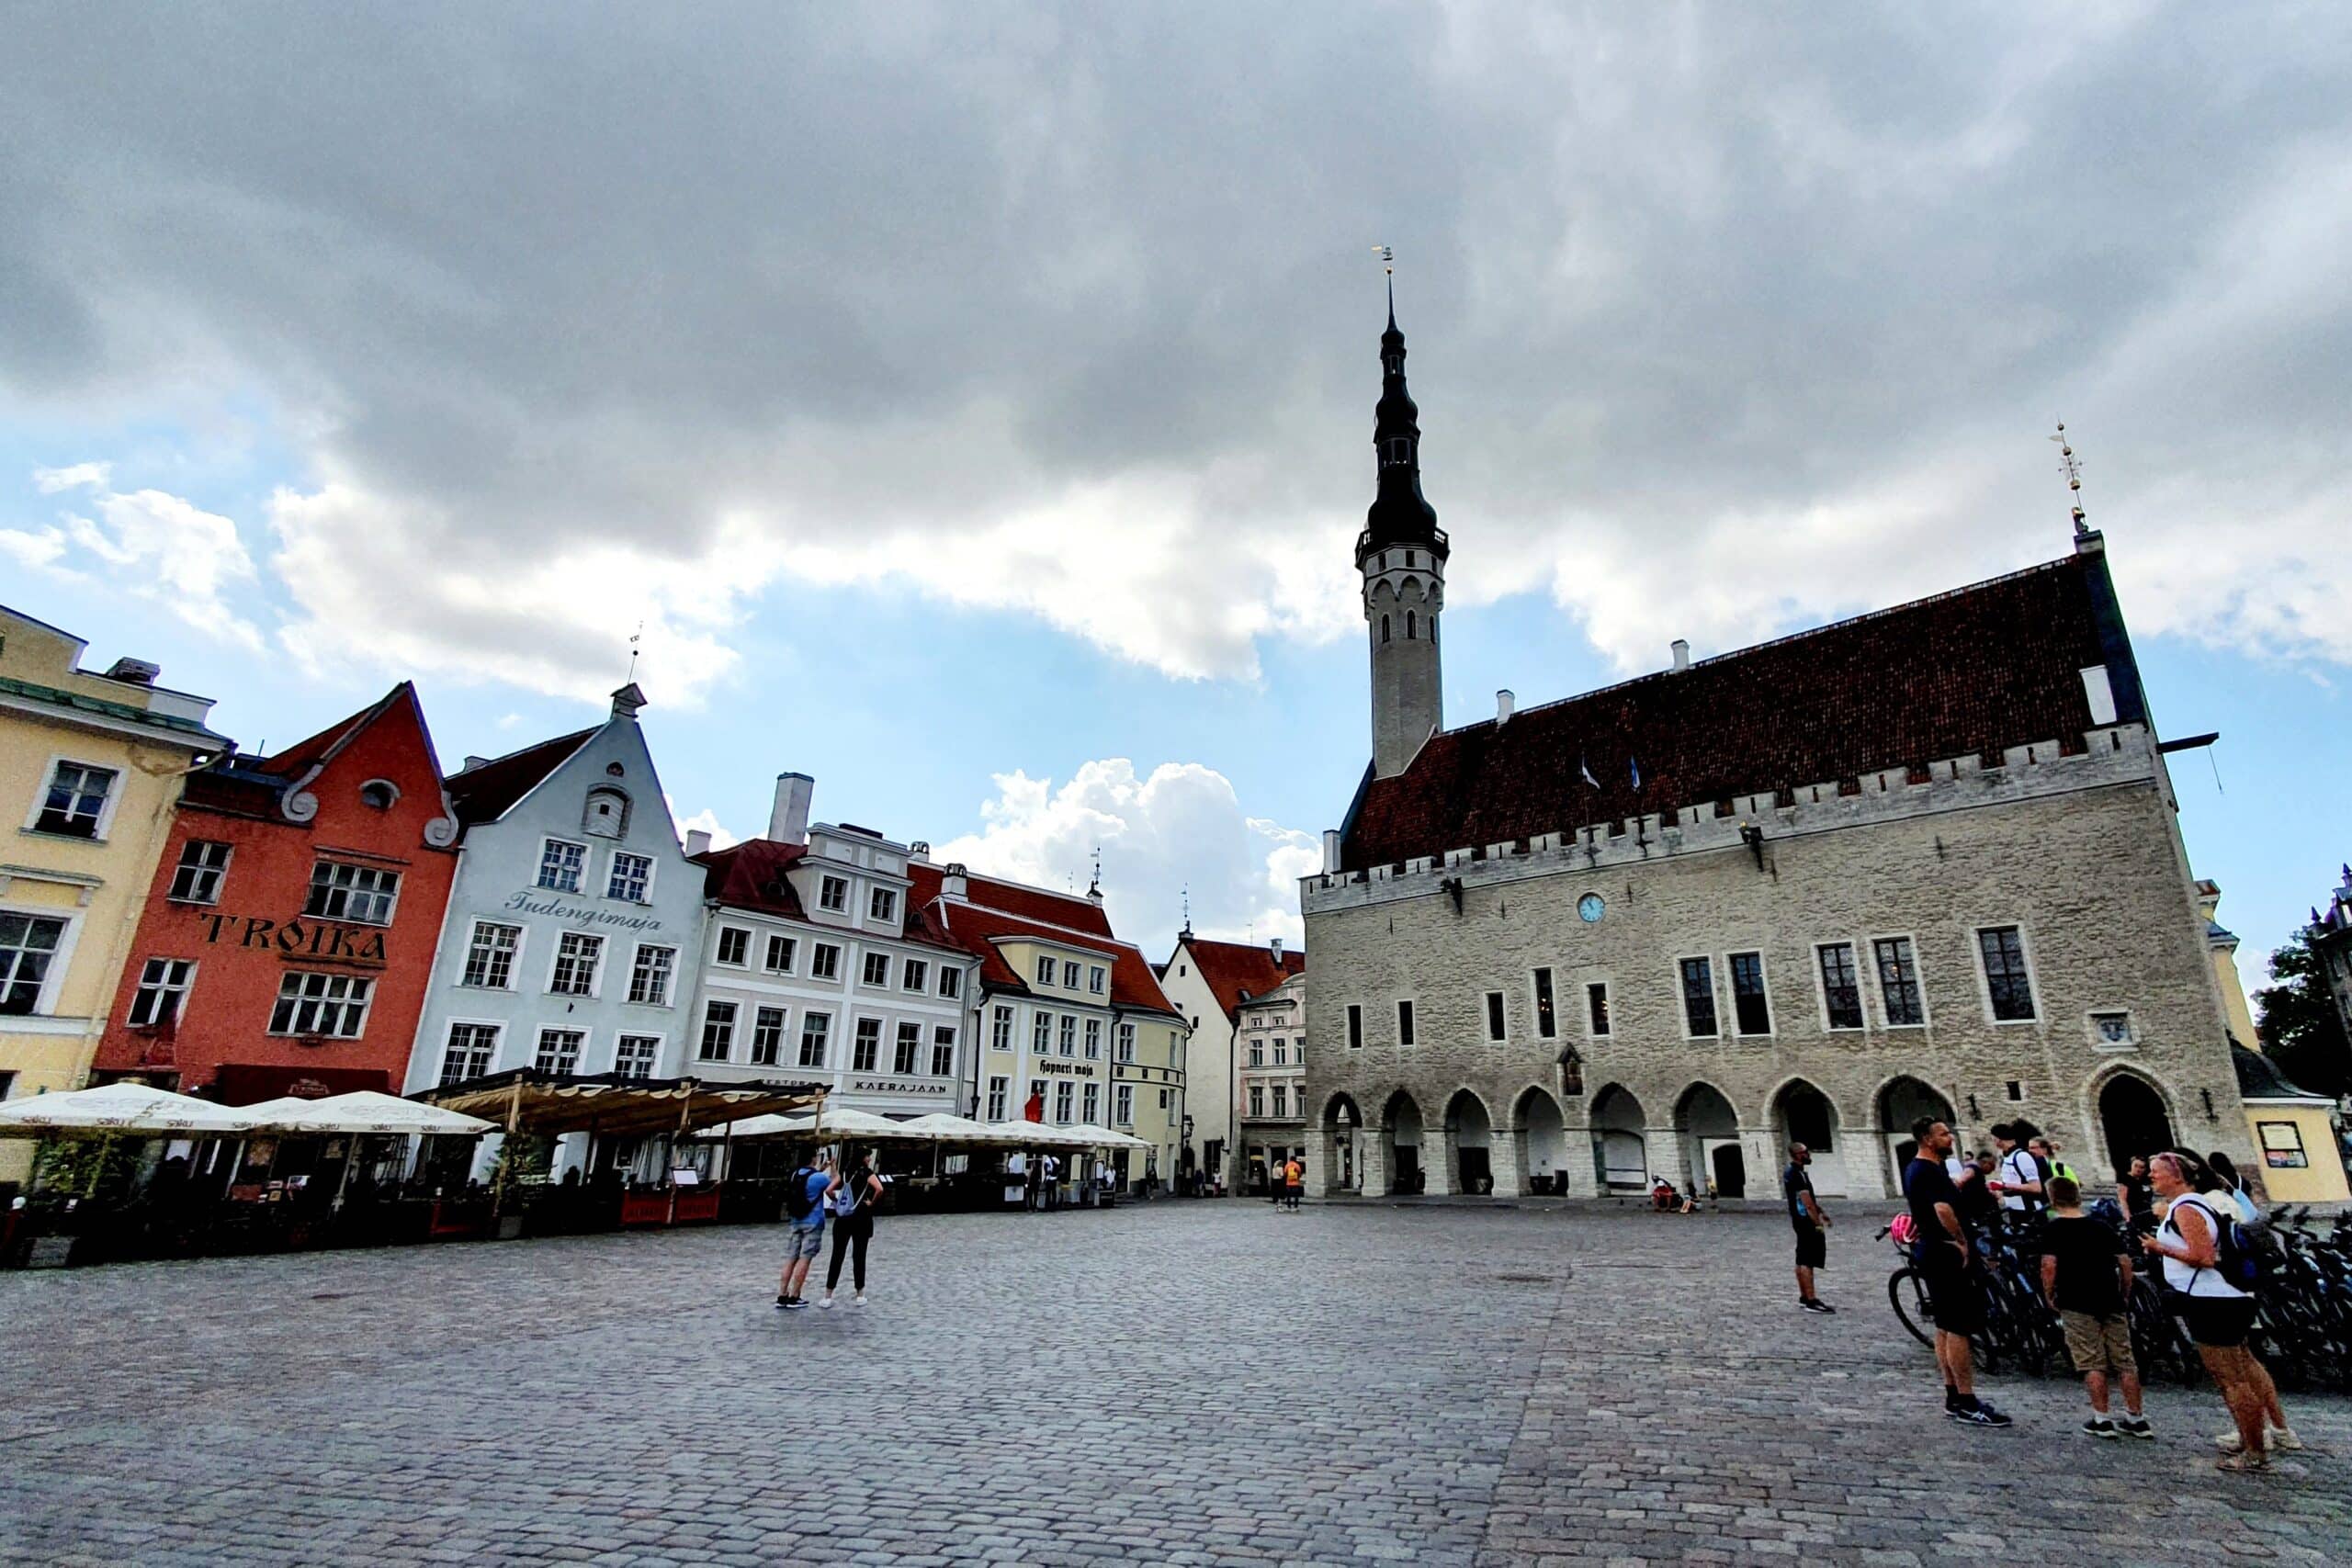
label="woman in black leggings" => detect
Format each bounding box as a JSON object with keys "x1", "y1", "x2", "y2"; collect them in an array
[{"x1": 820, "y1": 1152, "x2": 884, "y2": 1308}]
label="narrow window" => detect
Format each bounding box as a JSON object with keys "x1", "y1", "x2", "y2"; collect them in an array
[
  {"x1": 128, "y1": 958, "x2": 197, "y2": 1028},
  {"x1": 699, "y1": 1000, "x2": 738, "y2": 1061},
  {"x1": 1679, "y1": 957, "x2": 1719, "y2": 1037},
  {"x1": 810, "y1": 943, "x2": 842, "y2": 980},
  {"x1": 987, "y1": 1076, "x2": 1010, "y2": 1122},
  {"x1": 1033, "y1": 1011, "x2": 1052, "y2": 1052},
  {"x1": 1062, "y1": 960, "x2": 1081, "y2": 989},
  {"x1": 1587, "y1": 981, "x2": 1611, "y2": 1037},
  {"x1": 1054, "y1": 1081, "x2": 1074, "y2": 1123},
  {"x1": 939, "y1": 966, "x2": 962, "y2": 1000},
  {"x1": 549, "y1": 932, "x2": 604, "y2": 997},
  {"x1": 1979, "y1": 927, "x2": 2036, "y2": 1021},
  {"x1": 901, "y1": 957, "x2": 928, "y2": 992},
  {"x1": 764, "y1": 934, "x2": 797, "y2": 974},
  {"x1": 853, "y1": 1017, "x2": 882, "y2": 1071},
  {"x1": 1089, "y1": 964, "x2": 1107, "y2": 995},
  {"x1": 931, "y1": 1026, "x2": 956, "y2": 1077},
  {"x1": 1532, "y1": 968, "x2": 1557, "y2": 1039},
  {"x1": 1084, "y1": 1019, "x2": 1102, "y2": 1058},
  {"x1": 991, "y1": 1005, "x2": 1013, "y2": 1050},
  {"x1": 860, "y1": 951, "x2": 889, "y2": 987},
  {"x1": 1116, "y1": 1021, "x2": 1136, "y2": 1062},
  {"x1": 1873, "y1": 937, "x2": 1924, "y2": 1026},
  {"x1": 819, "y1": 875, "x2": 849, "y2": 913},
  {"x1": 167, "y1": 840, "x2": 232, "y2": 905},
  {"x1": 1381, "y1": 615, "x2": 1391, "y2": 645},
  {"x1": 893, "y1": 1021, "x2": 921, "y2": 1075},
  {"x1": 1036, "y1": 955, "x2": 1057, "y2": 986},
  {"x1": 1396, "y1": 999, "x2": 1416, "y2": 1046},
  {"x1": 628, "y1": 944, "x2": 674, "y2": 1006},
  {"x1": 440, "y1": 1022, "x2": 499, "y2": 1084},
  {"x1": 1249, "y1": 1037, "x2": 1264, "y2": 1067},
  {"x1": 1082, "y1": 1082, "x2": 1100, "y2": 1123},
  {"x1": 869, "y1": 886, "x2": 898, "y2": 922},
  {"x1": 1115, "y1": 1084, "x2": 1134, "y2": 1126},
  {"x1": 1346, "y1": 1005, "x2": 1363, "y2": 1050},
  {"x1": 749, "y1": 1006, "x2": 786, "y2": 1066},
  {"x1": 1484, "y1": 990, "x2": 1506, "y2": 1042},
  {"x1": 797, "y1": 1012, "x2": 831, "y2": 1068},
  {"x1": 1405, "y1": 610, "x2": 1416, "y2": 639},
  {"x1": 0, "y1": 914, "x2": 66, "y2": 1014},
  {"x1": 716, "y1": 927, "x2": 750, "y2": 966},
  {"x1": 1250, "y1": 1084, "x2": 1266, "y2": 1118},
  {"x1": 1729, "y1": 953, "x2": 1770, "y2": 1035},
  {"x1": 1817, "y1": 943, "x2": 1863, "y2": 1031},
  {"x1": 614, "y1": 1034, "x2": 660, "y2": 1078},
  {"x1": 1057, "y1": 1014, "x2": 1076, "y2": 1055}
]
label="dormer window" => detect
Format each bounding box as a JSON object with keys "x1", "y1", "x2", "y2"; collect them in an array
[
  {"x1": 360, "y1": 780, "x2": 399, "y2": 811},
  {"x1": 583, "y1": 786, "x2": 629, "y2": 840},
  {"x1": 819, "y1": 875, "x2": 849, "y2": 913},
  {"x1": 869, "y1": 887, "x2": 898, "y2": 922}
]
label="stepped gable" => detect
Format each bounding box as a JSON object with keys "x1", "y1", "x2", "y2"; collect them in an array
[
  {"x1": 443, "y1": 728, "x2": 596, "y2": 826},
  {"x1": 1341, "y1": 555, "x2": 2109, "y2": 873},
  {"x1": 1183, "y1": 936, "x2": 1306, "y2": 1023}
]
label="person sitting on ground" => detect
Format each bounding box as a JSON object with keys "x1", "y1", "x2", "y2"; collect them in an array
[
  {"x1": 2040, "y1": 1174, "x2": 2149, "y2": 1440},
  {"x1": 1651, "y1": 1177, "x2": 1678, "y2": 1212}
]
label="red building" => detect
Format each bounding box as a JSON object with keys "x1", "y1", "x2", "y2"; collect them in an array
[{"x1": 92, "y1": 684, "x2": 460, "y2": 1103}]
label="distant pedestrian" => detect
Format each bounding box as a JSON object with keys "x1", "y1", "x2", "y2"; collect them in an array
[
  {"x1": 820, "y1": 1149, "x2": 884, "y2": 1309},
  {"x1": 2116, "y1": 1156, "x2": 2155, "y2": 1235},
  {"x1": 2205, "y1": 1150, "x2": 2260, "y2": 1224},
  {"x1": 2032, "y1": 1134, "x2": 2077, "y2": 1187},
  {"x1": 1784, "y1": 1142, "x2": 1833, "y2": 1314},
  {"x1": 1284, "y1": 1155, "x2": 1305, "y2": 1211},
  {"x1": 2040, "y1": 1175, "x2": 2149, "y2": 1439},
  {"x1": 2143, "y1": 1151, "x2": 2298, "y2": 1469},
  {"x1": 1905, "y1": 1118, "x2": 2010, "y2": 1427},
  {"x1": 776, "y1": 1149, "x2": 833, "y2": 1311},
  {"x1": 1991, "y1": 1122, "x2": 2047, "y2": 1224}
]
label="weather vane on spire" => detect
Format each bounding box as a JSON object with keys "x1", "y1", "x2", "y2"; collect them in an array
[
  {"x1": 2049, "y1": 423, "x2": 2088, "y2": 536},
  {"x1": 1374, "y1": 244, "x2": 1395, "y2": 315},
  {"x1": 1088, "y1": 845, "x2": 1102, "y2": 900},
  {"x1": 1181, "y1": 884, "x2": 1192, "y2": 937},
  {"x1": 626, "y1": 618, "x2": 645, "y2": 682}
]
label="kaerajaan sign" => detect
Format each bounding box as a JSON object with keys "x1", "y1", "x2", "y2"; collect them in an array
[
  {"x1": 503, "y1": 891, "x2": 665, "y2": 933},
  {"x1": 850, "y1": 1079, "x2": 949, "y2": 1096},
  {"x1": 198, "y1": 913, "x2": 386, "y2": 965}
]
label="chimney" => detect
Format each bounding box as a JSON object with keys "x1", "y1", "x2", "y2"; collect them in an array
[
  {"x1": 610, "y1": 682, "x2": 647, "y2": 720},
  {"x1": 1496, "y1": 689, "x2": 1514, "y2": 725},
  {"x1": 684, "y1": 829, "x2": 712, "y2": 857},
  {"x1": 1270, "y1": 935, "x2": 1284, "y2": 964},
  {"x1": 105, "y1": 657, "x2": 160, "y2": 686},
  {"x1": 910, "y1": 840, "x2": 932, "y2": 864},
  {"x1": 1320, "y1": 829, "x2": 1342, "y2": 874},
  {"x1": 769, "y1": 773, "x2": 814, "y2": 844},
  {"x1": 1670, "y1": 639, "x2": 1690, "y2": 672},
  {"x1": 942, "y1": 862, "x2": 969, "y2": 901},
  {"x1": 461, "y1": 755, "x2": 490, "y2": 773}
]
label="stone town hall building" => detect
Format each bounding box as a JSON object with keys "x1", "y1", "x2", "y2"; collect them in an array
[{"x1": 1300, "y1": 299, "x2": 2255, "y2": 1202}]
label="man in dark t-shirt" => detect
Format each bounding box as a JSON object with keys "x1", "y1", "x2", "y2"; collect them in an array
[
  {"x1": 2040, "y1": 1175, "x2": 2148, "y2": 1438},
  {"x1": 1784, "y1": 1143, "x2": 1833, "y2": 1314},
  {"x1": 1905, "y1": 1118, "x2": 2010, "y2": 1427}
]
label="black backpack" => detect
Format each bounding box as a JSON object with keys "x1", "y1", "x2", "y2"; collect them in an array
[{"x1": 785, "y1": 1167, "x2": 821, "y2": 1221}]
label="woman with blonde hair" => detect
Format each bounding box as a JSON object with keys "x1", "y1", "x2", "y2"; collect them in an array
[{"x1": 2142, "y1": 1151, "x2": 2297, "y2": 1470}]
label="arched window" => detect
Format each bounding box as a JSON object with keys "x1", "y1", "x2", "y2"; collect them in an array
[
  {"x1": 1405, "y1": 610, "x2": 1416, "y2": 639},
  {"x1": 358, "y1": 780, "x2": 399, "y2": 811},
  {"x1": 583, "y1": 785, "x2": 630, "y2": 840},
  {"x1": 1380, "y1": 615, "x2": 1392, "y2": 644}
]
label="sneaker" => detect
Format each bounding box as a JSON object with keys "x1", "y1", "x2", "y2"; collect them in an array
[
  {"x1": 1948, "y1": 1401, "x2": 2013, "y2": 1428},
  {"x1": 2118, "y1": 1417, "x2": 2154, "y2": 1439},
  {"x1": 1799, "y1": 1298, "x2": 1836, "y2": 1314},
  {"x1": 817, "y1": 1294, "x2": 834, "y2": 1310},
  {"x1": 853, "y1": 1292, "x2": 868, "y2": 1307},
  {"x1": 781, "y1": 1297, "x2": 808, "y2": 1312},
  {"x1": 2081, "y1": 1418, "x2": 2118, "y2": 1439},
  {"x1": 775, "y1": 1294, "x2": 790, "y2": 1310},
  {"x1": 2271, "y1": 1427, "x2": 2303, "y2": 1451}
]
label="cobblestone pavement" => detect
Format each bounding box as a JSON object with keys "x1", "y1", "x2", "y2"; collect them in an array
[{"x1": 3, "y1": 1201, "x2": 2348, "y2": 1566}]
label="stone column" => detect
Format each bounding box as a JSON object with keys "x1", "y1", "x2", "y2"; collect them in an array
[
  {"x1": 1360, "y1": 1134, "x2": 1390, "y2": 1198},
  {"x1": 1305, "y1": 1123, "x2": 1336, "y2": 1199},
  {"x1": 1645, "y1": 1127, "x2": 1690, "y2": 1193},
  {"x1": 1557, "y1": 1123, "x2": 1600, "y2": 1197},
  {"x1": 1488, "y1": 1130, "x2": 1526, "y2": 1198},
  {"x1": 1420, "y1": 1140, "x2": 1453, "y2": 1196}
]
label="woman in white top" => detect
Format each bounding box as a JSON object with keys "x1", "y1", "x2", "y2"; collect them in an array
[{"x1": 2142, "y1": 1152, "x2": 2296, "y2": 1469}]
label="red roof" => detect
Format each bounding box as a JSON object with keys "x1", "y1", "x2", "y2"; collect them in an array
[
  {"x1": 1180, "y1": 936, "x2": 1306, "y2": 1023},
  {"x1": 696, "y1": 839, "x2": 810, "y2": 919},
  {"x1": 446, "y1": 728, "x2": 596, "y2": 827},
  {"x1": 929, "y1": 898, "x2": 1181, "y2": 1019},
  {"x1": 181, "y1": 684, "x2": 439, "y2": 819},
  {"x1": 909, "y1": 862, "x2": 1113, "y2": 937},
  {"x1": 1342, "y1": 554, "x2": 2119, "y2": 872}
]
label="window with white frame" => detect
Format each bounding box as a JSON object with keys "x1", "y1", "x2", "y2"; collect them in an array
[
  {"x1": 1729, "y1": 952, "x2": 1771, "y2": 1035},
  {"x1": 461, "y1": 921, "x2": 521, "y2": 989},
  {"x1": 35, "y1": 761, "x2": 116, "y2": 838},
  {"x1": 901, "y1": 957, "x2": 928, "y2": 993},
  {"x1": 582, "y1": 785, "x2": 629, "y2": 840},
  {"x1": 1978, "y1": 926, "x2": 2037, "y2": 1021},
  {"x1": 764, "y1": 934, "x2": 796, "y2": 974},
  {"x1": 853, "y1": 1017, "x2": 883, "y2": 1072},
  {"x1": 268, "y1": 972, "x2": 372, "y2": 1037},
  {"x1": 306, "y1": 860, "x2": 401, "y2": 925},
  {"x1": 1484, "y1": 990, "x2": 1506, "y2": 1043},
  {"x1": 605, "y1": 852, "x2": 652, "y2": 903},
  {"x1": 1057, "y1": 1014, "x2": 1076, "y2": 1056},
  {"x1": 1272, "y1": 1084, "x2": 1288, "y2": 1118},
  {"x1": 1248, "y1": 1037, "x2": 1264, "y2": 1066},
  {"x1": 535, "y1": 1027, "x2": 583, "y2": 1074},
  {"x1": 441, "y1": 1022, "x2": 498, "y2": 1083},
  {"x1": 1082, "y1": 1082, "x2": 1100, "y2": 1123},
  {"x1": 127, "y1": 958, "x2": 196, "y2": 1028},
  {"x1": 1088, "y1": 964, "x2": 1106, "y2": 995},
  {"x1": 167, "y1": 840, "x2": 232, "y2": 905},
  {"x1": 1061, "y1": 960, "x2": 1080, "y2": 989},
  {"x1": 931, "y1": 1025, "x2": 956, "y2": 1077},
  {"x1": 991, "y1": 1004, "x2": 1013, "y2": 1050},
  {"x1": 628, "y1": 944, "x2": 674, "y2": 1006},
  {"x1": 717, "y1": 926, "x2": 751, "y2": 966},
  {"x1": 1679, "y1": 957, "x2": 1719, "y2": 1037},
  {"x1": 1272, "y1": 1037, "x2": 1288, "y2": 1066},
  {"x1": 811, "y1": 942, "x2": 842, "y2": 980},
  {"x1": 1816, "y1": 943, "x2": 1863, "y2": 1030},
  {"x1": 1250, "y1": 1084, "x2": 1265, "y2": 1119},
  {"x1": 819, "y1": 875, "x2": 849, "y2": 912},
  {"x1": 537, "y1": 838, "x2": 587, "y2": 893},
  {"x1": 938, "y1": 965, "x2": 961, "y2": 1000},
  {"x1": 797, "y1": 1011, "x2": 831, "y2": 1068},
  {"x1": 1032, "y1": 1011, "x2": 1051, "y2": 1052},
  {"x1": 893, "y1": 1021, "x2": 921, "y2": 1075},
  {"x1": 1035, "y1": 955, "x2": 1056, "y2": 986},
  {"x1": 869, "y1": 887, "x2": 898, "y2": 922},
  {"x1": 699, "y1": 1000, "x2": 738, "y2": 1061},
  {"x1": 750, "y1": 1006, "x2": 786, "y2": 1066},
  {"x1": 1083, "y1": 1019, "x2": 1102, "y2": 1059},
  {"x1": 987, "y1": 1076, "x2": 1010, "y2": 1122},
  {"x1": 1874, "y1": 937, "x2": 1925, "y2": 1026},
  {"x1": 614, "y1": 1033, "x2": 660, "y2": 1077},
  {"x1": 1116, "y1": 1021, "x2": 1136, "y2": 1063},
  {"x1": 1114, "y1": 1083, "x2": 1134, "y2": 1127},
  {"x1": 860, "y1": 951, "x2": 889, "y2": 987},
  {"x1": 549, "y1": 931, "x2": 604, "y2": 997},
  {"x1": 1054, "y1": 1081, "x2": 1074, "y2": 1123}
]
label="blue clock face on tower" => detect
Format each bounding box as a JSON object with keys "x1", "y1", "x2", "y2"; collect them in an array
[{"x1": 1577, "y1": 893, "x2": 1605, "y2": 923}]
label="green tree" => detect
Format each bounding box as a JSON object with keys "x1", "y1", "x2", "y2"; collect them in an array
[{"x1": 2255, "y1": 932, "x2": 2352, "y2": 1099}]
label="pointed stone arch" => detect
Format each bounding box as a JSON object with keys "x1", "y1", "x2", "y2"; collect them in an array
[
  {"x1": 1512, "y1": 1085, "x2": 1568, "y2": 1196},
  {"x1": 1674, "y1": 1081, "x2": 1745, "y2": 1198},
  {"x1": 1378, "y1": 1089, "x2": 1425, "y2": 1196},
  {"x1": 1872, "y1": 1075, "x2": 1956, "y2": 1193},
  {"x1": 1589, "y1": 1083, "x2": 1648, "y2": 1191},
  {"x1": 1770, "y1": 1077, "x2": 1847, "y2": 1197},
  {"x1": 2087, "y1": 1065, "x2": 2178, "y2": 1179},
  {"x1": 1443, "y1": 1088, "x2": 1494, "y2": 1195}
]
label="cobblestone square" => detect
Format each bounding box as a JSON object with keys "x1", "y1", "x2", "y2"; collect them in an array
[{"x1": 3, "y1": 1201, "x2": 2348, "y2": 1566}]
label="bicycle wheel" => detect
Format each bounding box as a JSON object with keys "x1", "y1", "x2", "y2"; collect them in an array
[{"x1": 1888, "y1": 1267, "x2": 1936, "y2": 1347}]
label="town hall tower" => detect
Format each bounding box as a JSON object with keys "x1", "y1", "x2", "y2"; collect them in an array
[{"x1": 1359, "y1": 289, "x2": 1449, "y2": 779}]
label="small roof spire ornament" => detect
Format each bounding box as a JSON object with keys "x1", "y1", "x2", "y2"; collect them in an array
[
  {"x1": 1181, "y1": 884, "x2": 1192, "y2": 938},
  {"x1": 2051, "y1": 422, "x2": 2089, "y2": 537},
  {"x1": 1087, "y1": 845, "x2": 1103, "y2": 904}
]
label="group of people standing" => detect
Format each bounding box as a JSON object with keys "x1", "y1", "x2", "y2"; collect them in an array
[
  {"x1": 1265, "y1": 1153, "x2": 1304, "y2": 1211},
  {"x1": 775, "y1": 1147, "x2": 887, "y2": 1312}
]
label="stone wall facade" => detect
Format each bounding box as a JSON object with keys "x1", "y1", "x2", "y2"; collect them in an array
[{"x1": 1301, "y1": 723, "x2": 2252, "y2": 1201}]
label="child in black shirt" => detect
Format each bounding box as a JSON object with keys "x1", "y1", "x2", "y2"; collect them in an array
[{"x1": 2040, "y1": 1175, "x2": 2149, "y2": 1438}]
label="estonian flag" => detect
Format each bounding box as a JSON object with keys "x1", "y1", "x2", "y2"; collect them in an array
[
  {"x1": 1630, "y1": 755, "x2": 1643, "y2": 792},
  {"x1": 1580, "y1": 753, "x2": 1599, "y2": 790}
]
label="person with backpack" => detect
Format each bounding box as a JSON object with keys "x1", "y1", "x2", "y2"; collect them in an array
[
  {"x1": 2039, "y1": 1175, "x2": 2149, "y2": 1439},
  {"x1": 776, "y1": 1148, "x2": 834, "y2": 1312},
  {"x1": 1989, "y1": 1122, "x2": 2046, "y2": 1224},
  {"x1": 820, "y1": 1148, "x2": 885, "y2": 1309},
  {"x1": 2143, "y1": 1151, "x2": 2298, "y2": 1469},
  {"x1": 2204, "y1": 1150, "x2": 2261, "y2": 1224}
]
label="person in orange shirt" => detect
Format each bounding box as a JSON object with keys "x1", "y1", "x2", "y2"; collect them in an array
[{"x1": 1283, "y1": 1155, "x2": 1305, "y2": 1211}]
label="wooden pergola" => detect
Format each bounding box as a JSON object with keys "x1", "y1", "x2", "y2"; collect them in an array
[{"x1": 417, "y1": 1069, "x2": 826, "y2": 1161}]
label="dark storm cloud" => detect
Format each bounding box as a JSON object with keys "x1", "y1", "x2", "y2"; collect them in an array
[{"x1": 3, "y1": 2, "x2": 2348, "y2": 692}]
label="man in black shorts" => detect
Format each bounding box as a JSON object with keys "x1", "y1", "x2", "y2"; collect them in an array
[
  {"x1": 1784, "y1": 1142, "x2": 1833, "y2": 1314},
  {"x1": 1905, "y1": 1117, "x2": 2011, "y2": 1427}
]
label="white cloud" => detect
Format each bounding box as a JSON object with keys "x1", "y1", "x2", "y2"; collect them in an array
[
  {"x1": 671, "y1": 805, "x2": 739, "y2": 852},
  {"x1": 10, "y1": 465, "x2": 261, "y2": 648},
  {"x1": 934, "y1": 759, "x2": 1315, "y2": 952}
]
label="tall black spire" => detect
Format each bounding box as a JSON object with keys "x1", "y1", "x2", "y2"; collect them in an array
[{"x1": 1361, "y1": 284, "x2": 1443, "y2": 563}]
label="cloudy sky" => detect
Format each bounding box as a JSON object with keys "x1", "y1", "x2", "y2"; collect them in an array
[{"x1": 4, "y1": 4, "x2": 2348, "y2": 981}]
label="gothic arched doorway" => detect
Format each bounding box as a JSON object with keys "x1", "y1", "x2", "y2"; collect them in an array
[
  {"x1": 2098, "y1": 1073, "x2": 2177, "y2": 1177},
  {"x1": 1676, "y1": 1082, "x2": 1744, "y2": 1198},
  {"x1": 1383, "y1": 1090, "x2": 1424, "y2": 1195},
  {"x1": 1589, "y1": 1085, "x2": 1647, "y2": 1191},
  {"x1": 1445, "y1": 1089, "x2": 1494, "y2": 1194},
  {"x1": 1773, "y1": 1079, "x2": 1846, "y2": 1197},
  {"x1": 1876, "y1": 1077, "x2": 1955, "y2": 1191},
  {"x1": 1322, "y1": 1093, "x2": 1363, "y2": 1193},
  {"x1": 1516, "y1": 1087, "x2": 1568, "y2": 1195}
]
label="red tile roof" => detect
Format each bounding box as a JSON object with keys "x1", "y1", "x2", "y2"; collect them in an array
[
  {"x1": 180, "y1": 684, "x2": 436, "y2": 819},
  {"x1": 695, "y1": 839, "x2": 810, "y2": 918},
  {"x1": 909, "y1": 863, "x2": 1113, "y2": 936},
  {"x1": 903, "y1": 862, "x2": 1179, "y2": 1017},
  {"x1": 1180, "y1": 936, "x2": 1307, "y2": 1023},
  {"x1": 445, "y1": 728, "x2": 596, "y2": 827},
  {"x1": 1343, "y1": 555, "x2": 2115, "y2": 872}
]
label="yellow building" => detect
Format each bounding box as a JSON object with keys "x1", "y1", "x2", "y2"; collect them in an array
[
  {"x1": 2199, "y1": 880, "x2": 2349, "y2": 1204},
  {"x1": 0, "y1": 607, "x2": 228, "y2": 1183}
]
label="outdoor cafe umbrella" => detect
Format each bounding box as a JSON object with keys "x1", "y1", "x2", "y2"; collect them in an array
[
  {"x1": 272, "y1": 1091, "x2": 495, "y2": 1137},
  {"x1": 1060, "y1": 1122, "x2": 1152, "y2": 1151},
  {"x1": 0, "y1": 1082, "x2": 255, "y2": 1137}
]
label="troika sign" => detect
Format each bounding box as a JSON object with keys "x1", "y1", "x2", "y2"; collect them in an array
[{"x1": 197, "y1": 914, "x2": 387, "y2": 965}]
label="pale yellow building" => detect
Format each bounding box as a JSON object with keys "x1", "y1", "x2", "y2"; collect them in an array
[
  {"x1": 2199, "y1": 880, "x2": 2348, "y2": 1205},
  {"x1": 0, "y1": 607, "x2": 228, "y2": 1182}
]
